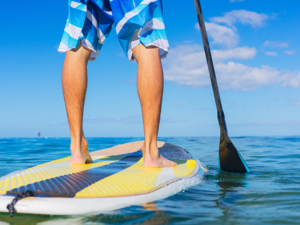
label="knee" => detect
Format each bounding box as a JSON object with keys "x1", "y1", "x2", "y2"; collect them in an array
[
  {"x1": 65, "y1": 44, "x2": 92, "y2": 64},
  {"x1": 133, "y1": 44, "x2": 160, "y2": 64}
]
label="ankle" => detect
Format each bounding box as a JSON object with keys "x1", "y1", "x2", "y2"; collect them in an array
[
  {"x1": 81, "y1": 138, "x2": 88, "y2": 149},
  {"x1": 70, "y1": 137, "x2": 88, "y2": 153},
  {"x1": 70, "y1": 144, "x2": 80, "y2": 154},
  {"x1": 142, "y1": 142, "x2": 159, "y2": 159},
  {"x1": 143, "y1": 138, "x2": 158, "y2": 150}
]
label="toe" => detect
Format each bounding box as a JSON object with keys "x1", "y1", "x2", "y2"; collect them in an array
[
  {"x1": 164, "y1": 158, "x2": 177, "y2": 167},
  {"x1": 170, "y1": 160, "x2": 177, "y2": 167}
]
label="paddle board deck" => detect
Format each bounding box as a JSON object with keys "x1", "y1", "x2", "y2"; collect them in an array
[{"x1": 0, "y1": 141, "x2": 207, "y2": 215}]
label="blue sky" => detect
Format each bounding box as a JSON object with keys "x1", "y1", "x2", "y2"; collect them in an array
[{"x1": 0, "y1": 0, "x2": 299, "y2": 138}]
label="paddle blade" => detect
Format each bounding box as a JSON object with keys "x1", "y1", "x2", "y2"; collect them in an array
[{"x1": 219, "y1": 134, "x2": 250, "y2": 173}]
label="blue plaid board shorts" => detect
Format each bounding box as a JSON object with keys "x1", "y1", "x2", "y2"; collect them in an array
[{"x1": 58, "y1": 0, "x2": 169, "y2": 61}]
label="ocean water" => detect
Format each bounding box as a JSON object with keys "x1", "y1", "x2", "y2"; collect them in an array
[{"x1": 0, "y1": 136, "x2": 299, "y2": 225}]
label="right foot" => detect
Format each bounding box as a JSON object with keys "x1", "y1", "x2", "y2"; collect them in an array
[
  {"x1": 143, "y1": 154, "x2": 177, "y2": 168},
  {"x1": 142, "y1": 144, "x2": 177, "y2": 168},
  {"x1": 70, "y1": 139, "x2": 93, "y2": 164}
]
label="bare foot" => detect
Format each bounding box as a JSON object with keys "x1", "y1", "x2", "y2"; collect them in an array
[
  {"x1": 143, "y1": 154, "x2": 177, "y2": 168},
  {"x1": 70, "y1": 139, "x2": 93, "y2": 164},
  {"x1": 142, "y1": 145, "x2": 177, "y2": 168}
]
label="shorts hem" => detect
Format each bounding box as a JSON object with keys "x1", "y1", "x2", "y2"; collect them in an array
[
  {"x1": 127, "y1": 21, "x2": 169, "y2": 61},
  {"x1": 58, "y1": 38, "x2": 101, "y2": 61},
  {"x1": 128, "y1": 41, "x2": 169, "y2": 61}
]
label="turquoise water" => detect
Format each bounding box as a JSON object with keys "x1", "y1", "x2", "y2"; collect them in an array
[{"x1": 0, "y1": 136, "x2": 299, "y2": 224}]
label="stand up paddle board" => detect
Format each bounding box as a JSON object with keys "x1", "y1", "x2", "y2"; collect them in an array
[{"x1": 0, "y1": 141, "x2": 207, "y2": 216}]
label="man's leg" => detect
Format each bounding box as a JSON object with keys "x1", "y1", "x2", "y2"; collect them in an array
[
  {"x1": 62, "y1": 44, "x2": 93, "y2": 164},
  {"x1": 133, "y1": 44, "x2": 177, "y2": 168}
]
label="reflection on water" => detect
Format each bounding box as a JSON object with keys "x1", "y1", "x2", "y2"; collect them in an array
[
  {"x1": 214, "y1": 172, "x2": 249, "y2": 221},
  {"x1": 0, "y1": 136, "x2": 300, "y2": 224},
  {"x1": 0, "y1": 206, "x2": 169, "y2": 225}
]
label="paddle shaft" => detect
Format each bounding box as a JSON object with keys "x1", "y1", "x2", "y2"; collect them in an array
[{"x1": 194, "y1": 0, "x2": 228, "y2": 135}]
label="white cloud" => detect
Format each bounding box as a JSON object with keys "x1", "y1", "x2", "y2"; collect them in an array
[
  {"x1": 262, "y1": 41, "x2": 293, "y2": 56},
  {"x1": 264, "y1": 51, "x2": 278, "y2": 56},
  {"x1": 212, "y1": 47, "x2": 257, "y2": 62},
  {"x1": 195, "y1": 22, "x2": 239, "y2": 48},
  {"x1": 214, "y1": 63, "x2": 280, "y2": 90},
  {"x1": 163, "y1": 44, "x2": 280, "y2": 91},
  {"x1": 194, "y1": 10, "x2": 270, "y2": 48},
  {"x1": 182, "y1": 10, "x2": 299, "y2": 91},
  {"x1": 284, "y1": 50, "x2": 295, "y2": 55},
  {"x1": 231, "y1": 120, "x2": 300, "y2": 126},
  {"x1": 281, "y1": 72, "x2": 300, "y2": 88},
  {"x1": 292, "y1": 101, "x2": 300, "y2": 106},
  {"x1": 230, "y1": 0, "x2": 244, "y2": 2},
  {"x1": 263, "y1": 41, "x2": 289, "y2": 48},
  {"x1": 210, "y1": 10, "x2": 269, "y2": 27},
  {"x1": 163, "y1": 44, "x2": 300, "y2": 91}
]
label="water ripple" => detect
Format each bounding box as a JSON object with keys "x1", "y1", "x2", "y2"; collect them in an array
[{"x1": 0, "y1": 136, "x2": 299, "y2": 224}]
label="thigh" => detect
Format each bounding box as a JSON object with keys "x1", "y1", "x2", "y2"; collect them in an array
[
  {"x1": 110, "y1": 0, "x2": 169, "y2": 61},
  {"x1": 58, "y1": 0, "x2": 114, "y2": 61}
]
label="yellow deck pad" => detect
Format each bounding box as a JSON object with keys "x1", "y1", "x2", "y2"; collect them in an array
[
  {"x1": 0, "y1": 155, "x2": 126, "y2": 195},
  {"x1": 75, "y1": 158, "x2": 197, "y2": 197},
  {"x1": 0, "y1": 142, "x2": 199, "y2": 198}
]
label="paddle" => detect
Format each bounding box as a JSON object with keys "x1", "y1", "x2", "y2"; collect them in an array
[{"x1": 194, "y1": 0, "x2": 250, "y2": 173}]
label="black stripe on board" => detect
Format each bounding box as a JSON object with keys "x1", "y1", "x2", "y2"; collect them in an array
[{"x1": 7, "y1": 152, "x2": 142, "y2": 197}]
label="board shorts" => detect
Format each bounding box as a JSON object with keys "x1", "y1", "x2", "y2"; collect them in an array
[{"x1": 58, "y1": 0, "x2": 169, "y2": 61}]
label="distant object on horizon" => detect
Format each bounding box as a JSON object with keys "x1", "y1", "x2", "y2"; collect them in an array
[{"x1": 38, "y1": 131, "x2": 41, "y2": 138}]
